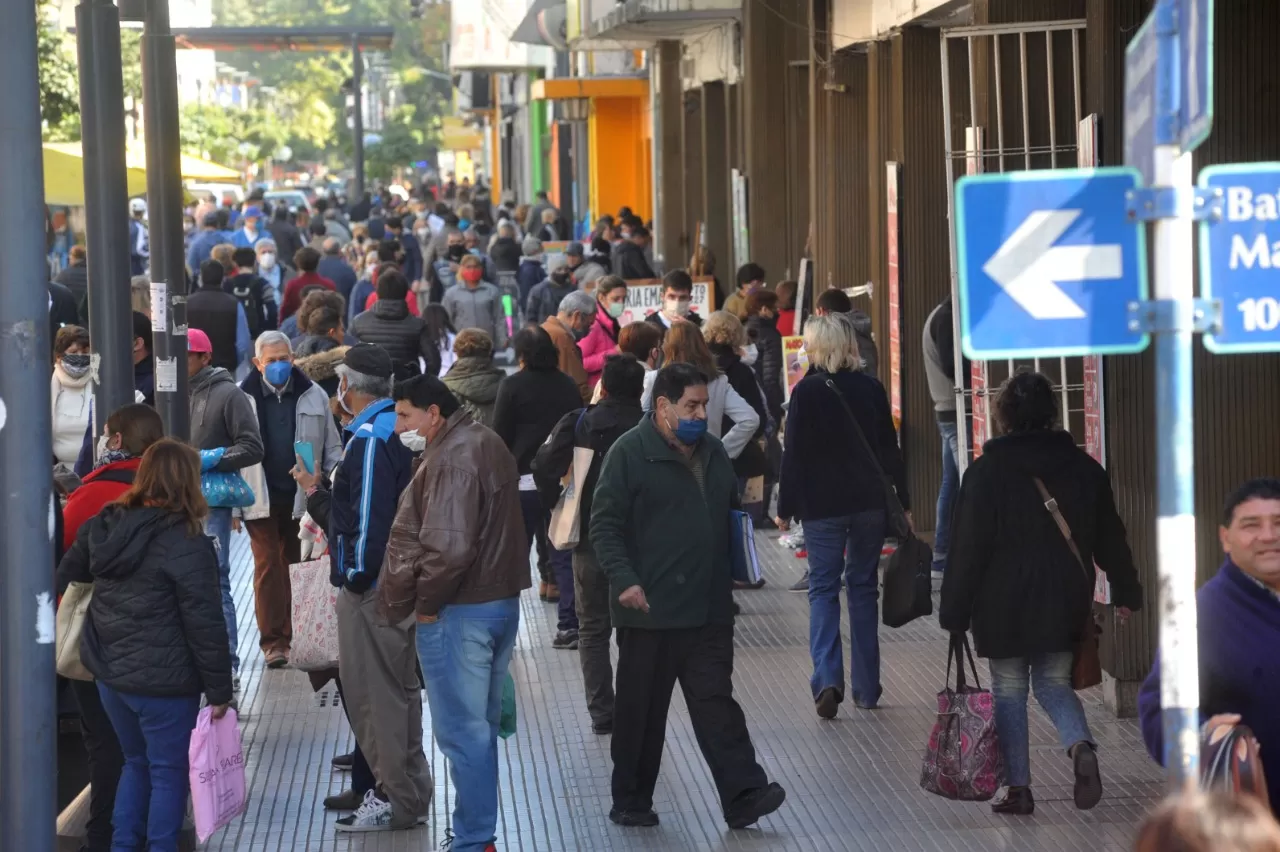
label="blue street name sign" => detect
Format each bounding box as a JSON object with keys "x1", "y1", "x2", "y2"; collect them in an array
[
  {"x1": 955, "y1": 168, "x2": 1150, "y2": 360},
  {"x1": 1124, "y1": 0, "x2": 1214, "y2": 185},
  {"x1": 1199, "y1": 162, "x2": 1280, "y2": 353}
]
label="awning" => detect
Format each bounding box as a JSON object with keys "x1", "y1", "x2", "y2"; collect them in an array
[
  {"x1": 43, "y1": 143, "x2": 148, "y2": 207},
  {"x1": 574, "y1": 0, "x2": 740, "y2": 48},
  {"x1": 531, "y1": 77, "x2": 649, "y2": 100},
  {"x1": 511, "y1": 0, "x2": 567, "y2": 49},
  {"x1": 174, "y1": 153, "x2": 241, "y2": 183}
]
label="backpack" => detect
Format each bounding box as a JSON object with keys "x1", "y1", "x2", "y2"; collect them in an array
[
  {"x1": 850, "y1": 311, "x2": 880, "y2": 380},
  {"x1": 229, "y1": 275, "x2": 266, "y2": 339}
]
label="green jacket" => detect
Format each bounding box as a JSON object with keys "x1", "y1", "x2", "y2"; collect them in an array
[{"x1": 588, "y1": 414, "x2": 737, "y2": 630}]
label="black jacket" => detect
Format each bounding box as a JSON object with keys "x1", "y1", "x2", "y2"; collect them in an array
[
  {"x1": 188, "y1": 285, "x2": 242, "y2": 372},
  {"x1": 49, "y1": 281, "x2": 81, "y2": 347},
  {"x1": 614, "y1": 241, "x2": 655, "y2": 280},
  {"x1": 746, "y1": 314, "x2": 784, "y2": 424},
  {"x1": 56, "y1": 505, "x2": 233, "y2": 705},
  {"x1": 55, "y1": 262, "x2": 89, "y2": 324},
  {"x1": 267, "y1": 219, "x2": 304, "y2": 265},
  {"x1": 224, "y1": 272, "x2": 278, "y2": 338},
  {"x1": 492, "y1": 367, "x2": 584, "y2": 476},
  {"x1": 489, "y1": 236, "x2": 521, "y2": 273},
  {"x1": 777, "y1": 368, "x2": 909, "y2": 522},
  {"x1": 712, "y1": 345, "x2": 770, "y2": 479},
  {"x1": 350, "y1": 299, "x2": 438, "y2": 379},
  {"x1": 939, "y1": 429, "x2": 1143, "y2": 660},
  {"x1": 531, "y1": 397, "x2": 645, "y2": 538}
]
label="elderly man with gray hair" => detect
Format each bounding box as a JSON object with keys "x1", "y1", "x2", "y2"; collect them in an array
[
  {"x1": 238, "y1": 330, "x2": 343, "y2": 669},
  {"x1": 541, "y1": 288, "x2": 597, "y2": 403},
  {"x1": 323, "y1": 344, "x2": 432, "y2": 832}
]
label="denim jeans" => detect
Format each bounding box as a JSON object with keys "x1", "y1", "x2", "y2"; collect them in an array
[
  {"x1": 803, "y1": 511, "x2": 885, "y2": 707},
  {"x1": 519, "y1": 490, "x2": 577, "y2": 631},
  {"x1": 934, "y1": 420, "x2": 960, "y2": 570},
  {"x1": 204, "y1": 507, "x2": 240, "y2": 672},
  {"x1": 96, "y1": 684, "x2": 201, "y2": 852},
  {"x1": 416, "y1": 597, "x2": 520, "y2": 852},
  {"x1": 988, "y1": 652, "x2": 1095, "y2": 787}
]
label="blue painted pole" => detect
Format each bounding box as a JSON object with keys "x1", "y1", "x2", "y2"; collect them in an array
[{"x1": 1152, "y1": 0, "x2": 1201, "y2": 789}]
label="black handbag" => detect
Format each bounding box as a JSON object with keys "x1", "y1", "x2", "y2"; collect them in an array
[
  {"x1": 822, "y1": 378, "x2": 911, "y2": 540},
  {"x1": 882, "y1": 534, "x2": 934, "y2": 628}
]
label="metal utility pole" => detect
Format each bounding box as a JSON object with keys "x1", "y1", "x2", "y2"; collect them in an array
[
  {"x1": 141, "y1": 0, "x2": 190, "y2": 439},
  {"x1": 77, "y1": 0, "x2": 136, "y2": 429},
  {"x1": 0, "y1": 5, "x2": 57, "y2": 851},
  {"x1": 352, "y1": 35, "x2": 365, "y2": 198}
]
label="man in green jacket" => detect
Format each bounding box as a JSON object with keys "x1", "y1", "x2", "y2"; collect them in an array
[{"x1": 589, "y1": 362, "x2": 785, "y2": 830}]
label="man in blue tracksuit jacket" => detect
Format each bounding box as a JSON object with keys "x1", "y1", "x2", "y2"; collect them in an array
[{"x1": 328, "y1": 343, "x2": 432, "y2": 831}]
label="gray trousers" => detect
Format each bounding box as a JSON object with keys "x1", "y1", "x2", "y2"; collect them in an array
[
  {"x1": 573, "y1": 548, "x2": 615, "y2": 725},
  {"x1": 337, "y1": 587, "x2": 432, "y2": 819}
]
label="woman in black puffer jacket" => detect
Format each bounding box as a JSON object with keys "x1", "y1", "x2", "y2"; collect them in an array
[{"x1": 56, "y1": 438, "x2": 233, "y2": 852}]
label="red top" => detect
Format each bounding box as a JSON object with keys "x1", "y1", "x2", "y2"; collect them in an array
[
  {"x1": 777, "y1": 308, "x2": 796, "y2": 338},
  {"x1": 280, "y1": 272, "x2": 337, "y2": 321},
  {"x1": 62, "y1": 458, "x2": 142, "y2": 551}
]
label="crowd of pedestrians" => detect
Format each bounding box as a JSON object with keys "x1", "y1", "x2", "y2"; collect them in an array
[{"x1": 45, "y1": 181, "x2": 1280, "y2": 851}]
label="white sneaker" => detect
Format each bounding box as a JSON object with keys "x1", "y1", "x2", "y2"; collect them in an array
[{"x1": 334, "y1": 790, "x2": 394, "y2": 832}]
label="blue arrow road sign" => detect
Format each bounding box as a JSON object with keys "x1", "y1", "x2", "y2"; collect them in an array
[
  {"x1": 955, "y1": 168, "x2": 1150, "y2": 360},
  {"x1": 1199, "y1": 163, "x2": 1280, "y2": 353}
]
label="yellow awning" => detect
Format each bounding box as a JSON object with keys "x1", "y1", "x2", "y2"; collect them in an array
[
  {"x1": 531, "y1": 77, "x2": 648, "y2": 100},
  {"x1": 43, "y1": 142, "x2": 149, "y2": 207}
]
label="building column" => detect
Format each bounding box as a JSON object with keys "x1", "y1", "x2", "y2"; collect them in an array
[
  {"x1": 700, "y1": 81, "x2": 730, "y2": 295},
  {"x1": 655, "y1": 40, "x2": 684, "y2": 269},
  {"x1": 682, "y1": 88, "x2": 704, "y2": 266}
]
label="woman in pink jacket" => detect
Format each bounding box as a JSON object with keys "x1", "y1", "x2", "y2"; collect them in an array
[{"x1": 577, "y1": 275, "x2": 629, "y2": 387}]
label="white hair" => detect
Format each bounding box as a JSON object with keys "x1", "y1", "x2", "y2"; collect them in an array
[
  {"x1": 334, "y1": 363, "x2": 392, "y2": 399},
  {"x1": 255, "y1": 238, "x2": 277, "y2": 253},
  {"x1": 803, "y1": 313, "x2": 861, "y2": 374},
  {"x1": 254, "y1": 330, "x2": 292, "y2": 359},
  {"x1": 559, "y1": 290, "x2": 597, "y2": 319}
]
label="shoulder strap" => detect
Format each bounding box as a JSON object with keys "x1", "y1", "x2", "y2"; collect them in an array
[
  {"x1": 822, "y1": 378, "x2": 886, "y2": 481},
  {"x1": 1032, "y1": 477, "x2": 1090, "y2": 581}
]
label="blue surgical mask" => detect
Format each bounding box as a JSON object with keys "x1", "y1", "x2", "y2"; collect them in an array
[
  {"x1": 264, "y1": 360, "x2": 292, "y2": 387},
  {"x1": 671, "y1": 415, "x2": 707, "y2": 446}
]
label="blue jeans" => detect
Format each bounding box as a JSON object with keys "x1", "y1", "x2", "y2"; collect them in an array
[
  {"x1": 204, "y1": 507, "x2": 240, "y2": 672},
  {"x1": 989, "y1": 653, "x2": 1095, "y2": 787},
  {"x1": 934, "y1": 420, "x2": 960, "y2": 570},
  {"x1": 96, "y1": 684, "x2": 201, "y2": 852},
  {"x1": 519, "y1": 490, "x2": 577, "y2": 631},
  {"x1": 804, "y1": 511, "x2": 885, "y2": 707},
  {"x1": 416, "y1": 597, "x2": 520, "y2": 852}
]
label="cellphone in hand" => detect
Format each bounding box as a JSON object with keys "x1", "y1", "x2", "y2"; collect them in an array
[{"x1": 293, "y1": 441, "x2": 315, "y2": 474}]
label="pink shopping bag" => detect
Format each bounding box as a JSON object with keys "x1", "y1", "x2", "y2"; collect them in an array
[{"x1": 189, "y1": 706, "x2": 247, "y2": 842}]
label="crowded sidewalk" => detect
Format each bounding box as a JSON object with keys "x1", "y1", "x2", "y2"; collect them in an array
[{"x1": 206, "y1": 526, "x2": 1163, "y2": 852}]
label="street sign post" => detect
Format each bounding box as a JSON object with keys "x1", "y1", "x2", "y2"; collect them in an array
[
  {"x1": 1199, "y1": 163, "x2": 1280, "y2": 353},
  {"x1": 955, "y1": 168, "x2": 1149, "y2": 360}
]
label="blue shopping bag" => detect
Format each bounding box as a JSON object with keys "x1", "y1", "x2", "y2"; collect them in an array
[{"x1": 729, "y1": 510, "x2": 762, "y2": 585}]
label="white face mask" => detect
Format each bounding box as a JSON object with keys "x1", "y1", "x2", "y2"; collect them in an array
[
  {"x1": 337, "y1": 378, "x2": 355, "y2": 416},
  {"x1": 664, "y1": 297, "x2": 691, "y2": 319},
  {"x1": 366, "y1": 263, "x2": 378, "y2": 278},
  {"x1": 259, "y1": 252, "x2": 277, "y2": 270},
  {"x1": 741, "y1": 343, "x2": 759, "y2": 367},
  {"x1": 399, "y1": 430, "x2": 426, "y2": 453},
  {"x1": 95, "y1": 433, "x2": 111, "y2": 463}
]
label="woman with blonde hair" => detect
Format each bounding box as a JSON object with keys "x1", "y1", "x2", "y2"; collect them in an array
[
  {"x1": 1135, "y1": 792, "x2": 1280, "y2": 852},
  {"x1": 641, "y1": 320, "x2": 759, "y2": 460},
  {"x1": 703, "y1": 311, "x2": 772, "y2": 524},
  {"x1": 777, "y1": 313, "x2": 908, "y2": 718}
]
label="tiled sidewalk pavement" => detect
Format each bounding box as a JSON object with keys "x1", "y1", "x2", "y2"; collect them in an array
[{"x1": 209, "y1": 528, "x2": 1165, "y2": 852}]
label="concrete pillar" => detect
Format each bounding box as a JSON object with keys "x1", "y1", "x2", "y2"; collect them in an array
[
  {"x1": 682, "y1": 88, "x2": 704, "y2": 266},
  {"x1": 655, "y1": 41, "x2": 683, "y2": 268},
  {"x1": 700, "y1": 81, "x2": 731, "y2": 296}
]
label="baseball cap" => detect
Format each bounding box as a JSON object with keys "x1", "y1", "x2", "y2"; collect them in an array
[
  {"x1": 342, "y1": 343, "x2": 394, "y2": 379},
  {"x1": 565, "y1": 241, "x2": 584, "y2": 258},
  {"x1": 188, "y1": 329, "x2": 212, "y2": 354},
  {"x1": 242, "y1": 205, "x2": 264, "y2": 220},
  {"x1": 129, "y1": 198, "x2": 147, "y2": 215},
  {"x1": 202, "y1": 211, "x2": 220, "y2": 226}
]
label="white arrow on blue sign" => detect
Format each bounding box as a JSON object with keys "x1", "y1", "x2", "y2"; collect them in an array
[
  {"x1": 955, "y1": 168, "x2": 1150, "y2": 360},
  {"x1": 1199, "y1": 162, "x2": 1280, "y2": 353}
]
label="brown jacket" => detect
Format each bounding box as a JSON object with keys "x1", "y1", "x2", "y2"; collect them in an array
[
  {"x1": 541, "y1": 316, "x2": 591, "y2": 403},
  {"x1": 378, "y1": 409, "x2": 531, "y2": 621}
]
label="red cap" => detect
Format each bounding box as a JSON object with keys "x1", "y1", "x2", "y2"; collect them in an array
[{"x1": 188, "y1": 328, "x2": 213, "y2": 354}]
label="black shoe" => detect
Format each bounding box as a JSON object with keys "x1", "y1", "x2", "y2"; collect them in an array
[
  {"x1": 725, "y1": 782, "x2": 786, "y2": 829},
  {"x1": 332, "y1": 752, "x2": 354, "y2": 771},
  {"x1": 991, "y1": 786, "x2": 1035, "y2": 815},
  {"x1": 552, "y1": 630, "x2": 579, "y2": 650},
  {"x1": 1072, "y1": 743, "x2": 1102, "y2": 810},
  {"x1": 731, "y1": 600, "x2": 742, "y2": 616},
  {"x1": 609, "y1": 807, "x2": 659, "y2": 827},
  {"x1": 323, "y1": 788, "x2": 364, "y2": 810},
  {"x1": 815, "y1": 687, "x2": 840, "y2": 720},
  {"x1": 592, "y1": 719, "x2": 613, "y2": 735}
]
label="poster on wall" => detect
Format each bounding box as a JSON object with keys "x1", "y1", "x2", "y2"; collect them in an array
[
  {"x1": 614, "y1": 277, "x2": 716, "y2": 325},
  {"x1": 782, "y1": 336, "x2": 809, "y2": 402},
  {"x1": 886, "y1": 162, "x2": 902, "y2": 427}
]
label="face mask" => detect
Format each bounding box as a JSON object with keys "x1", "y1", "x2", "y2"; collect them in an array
[
  {"x1": 61, "y1": 354, "x2": 91, "y2": 378},
  {"x1": 607, "y1": 301, "x2": 626, "y2": 319},
  {"x1": 366, "y1": 263, "x2": 379, "y2": 278},
  {"x1": 415, "y1": 228, "x2": 429, "y2": 241},
  {"x1": 667, "y1": 413, "x2": 707, "y2": 446},
  {"x1": 259, "y1": 252, "x2": 276, "y2": 270},
  {"x1": 447, "y1": 245, "x2": 466, "y2": 261},
  {"x1": 458, "y1": 218, "x2": 471, "y2": 230},
  {"x1": 264, "y1": 360, "x2": 292, "y2": 387},
  {"x1": 551, "y1": 271, "x2": 571, "y2": 288},
  {"x1": 664, "y1": 297, "x2": 691, "y2": 318},
  {"x1": 399, "y1": 430, "x2": 426, "y2": 453},
  {"x1": 96, "y1": 433, "x2": 111, "y2": 462},
  {"x1": 337, "y1": 378, "x2": 355, "y2": 416},
  {"x1": 572, "y1": 323, "x2": 590, "y2": 342},
  {"x1": 460, "y1": 267, "x2": 483, "y2": 284},
  {"x1": 741, "y1": 344, "x2": 759, "y2": 367}
]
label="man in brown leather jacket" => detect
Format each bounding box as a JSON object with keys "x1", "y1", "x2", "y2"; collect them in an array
[{"x1": 379, "y1": 374, "x2": 529, "y2": 852}]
